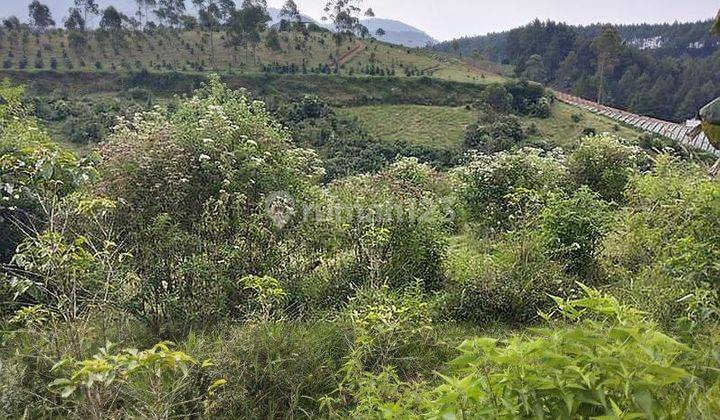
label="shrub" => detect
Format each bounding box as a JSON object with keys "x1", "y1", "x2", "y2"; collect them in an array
[
  {"x1": 444, "y1": 231, "x2": 572, "y2": 324},
  {"x1": 602, "y1": 156, "x2": 720, "y2": 327},
  {"x1": 464, "y1": 113, "x2": 525, "y2": 152},
  {"x1": 0, "y1": 82, "x2": 85, "y2": 264},
  {"x1": 204, "y1": 321, "x2": 348, "y2": 418},
  {"x1": 282, "y1": 94, "x2": 332, "y2": 122},
  {"x1": 477, "y1": 83, "x2": 512, "y2": 113},
  {"x1": 582, "y1": 126, "x2": 596, "y2": 136},
  {"x1": 91, "y1": 76, "x2": 326, "y2": 333},
  {"x1": 49, "y1": 341, "x2": 221, "y2": 418},
  {"x1": 567, "y1": 134, "x2": 647, "y2": 202},
  {"x1": 343, "y1": 283, "x2": 437, "y2": 374},
  {"x1": 429, "y1": 286, "x2": 694, "y2": 418},
  {"x1": 540, "y1": 187, "x2": 612, "y2": 277},
  {"x1": 504, "y1": 79, "x2": 550, "y2": 117},
  {"x1": 454, "y1": 147, "x2": 568, "y2": 229},
  {"x1": 325, "y1": 158, "x2": 451, "y2": 292}
]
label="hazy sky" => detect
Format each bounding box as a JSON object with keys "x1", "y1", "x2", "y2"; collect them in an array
[{"x1": 267, "y1": 0, "x2": 718, "y2": 40}]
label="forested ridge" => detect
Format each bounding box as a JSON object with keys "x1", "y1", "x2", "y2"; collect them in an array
[{"x1": 435, "y1": 18, "x2": 720, "y2": 122}]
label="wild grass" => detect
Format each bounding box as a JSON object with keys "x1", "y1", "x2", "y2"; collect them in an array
[
  {"x1": 341, "y1": 104, "x2": 476, "y2": 149},
  {"x1": 341, "y1": 101, "x2": 645, "y2": 151},
  {"x1": 523, "y1": 102, "x2": 642, "y2": 147}
]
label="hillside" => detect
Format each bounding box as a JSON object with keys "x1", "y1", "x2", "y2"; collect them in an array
[
  {"x1": 3, "y1": 1, "x2": 437, "y2": 48},
  {"x1": 4, "y1": 2, "x2": 720, "y2": 418},
  {"x1": 436, "y1": 19, "x2": 720, "y2": 59},
  {"x1": 432, "y1": 18, "x2": 720, "y2": 122},
  {"x1": 0, "y1": 27, "x2": 474, "y2": 79},
  {"x1": 4, "y1": 70, "x2": 720, "y2": 418}
]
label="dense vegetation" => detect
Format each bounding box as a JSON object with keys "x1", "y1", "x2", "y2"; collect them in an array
[
  {"x1": 2, "y1": 71, "x2": 720, "y2": 418},
  {"x1": 2, "y1": 2, "x2": 719, "y2": 417},
  {"x1": 436, "y1": 18, "x2": 720, "y2": 122}
]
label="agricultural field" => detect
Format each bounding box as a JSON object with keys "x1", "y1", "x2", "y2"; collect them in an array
[
  {"x1": 0, "y1": 28, "x2": 488, "y2": 82},
  {"x1": 341, "y1": 104, "x2": 475, "y2": 150}
]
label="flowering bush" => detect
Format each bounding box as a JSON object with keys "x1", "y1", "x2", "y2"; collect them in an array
[
  {"x1": 93, "y1": 76, "x2": 326, "y2": 332},
  {"x1": 454, "y1": 147, "x2": 569, "y2": 230},
  {"x1": 325, "y1": 158, "x2": 451, "y2": 292},
  {"x1": 0, "y1": 81, "x2": 88, "y2": 263},
  {"x1": 567, "y1": 134, "x2": 647, "y2": 202}
]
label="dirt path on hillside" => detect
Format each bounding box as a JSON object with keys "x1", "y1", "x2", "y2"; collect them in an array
[{"x1": 333, "y1": 42, "x2": 366, "y2": 67}]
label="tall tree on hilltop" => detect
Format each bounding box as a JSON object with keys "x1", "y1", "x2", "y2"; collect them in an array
[
  {"x1": 28, "y1": 1, "x2": 55, "y2": 32},
  {"x1": 228, "y1": 0, "x2": 270, "y2": 66},
  {"x1": 592, "y1": 25, "x2": 621, "y2": 105},
  {"x1": 194, "y1": 0, "x2": 233, "y2": 68},
  {"x1": 64, "y1": 7, "x2": 86, "y2": 32},
  {"x1": 280, "y1": 0, "x2": 303, "y2": 36},
  {"x1": 280, "y1": 0, "x2": 305, "y2": 60},
  {"x1": 74, "y1": 0, "x2": 99, "y2": 28},
  {"x1": 3, "y1": 16, "x2": 21, "y2": 32},
  {"x1": 154, "y1": 0, "x2": 187, "y2": 28},
  {"x1": 280, "y1": 0, "x2": 301, "y2": 25},
  {"x1": 100, "y1": 6, "x2": 127, "y2": 49},
  {"x1": 135, "y1": 0, "x2": 158, "y2": 27},
  {"x1": 451, "y1": 39, "x2": 460, "y2": 56},
  {"x1": 323, "y1": 0, "x2": 367, "y2": 71}
]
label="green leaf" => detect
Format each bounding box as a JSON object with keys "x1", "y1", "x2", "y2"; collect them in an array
[
  {"x1": 51, "y1": 358, "x2": 72, "y2": 372},
  {"x1": 48, "y1": 378, "x2": 72, "y2": 388},
  {"x1": 208, "y1": 378, "x2": 227, "y2": 393},
  {"x1": 60, "y1": 385, "x2": 77, "y2": 398}
]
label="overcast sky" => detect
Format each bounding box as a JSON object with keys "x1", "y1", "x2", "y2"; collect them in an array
[{"x1": 268, "y1": 0, "x2": 718, "y2": 40}]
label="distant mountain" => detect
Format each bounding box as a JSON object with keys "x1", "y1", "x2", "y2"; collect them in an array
[{"x1": 361, "y1": 18, "x2": 437, "y2": 48}]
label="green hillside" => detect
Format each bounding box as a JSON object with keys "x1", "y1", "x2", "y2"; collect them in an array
[
  {"x1": 0, "y1": 27, "x2": 486, "y2": 81},
  {"x1": 341, "y1": 104, "x2": 476, "y2": 150},
  {"x1": 343, "y1": 101, "x2": 646, "y2": 151}
]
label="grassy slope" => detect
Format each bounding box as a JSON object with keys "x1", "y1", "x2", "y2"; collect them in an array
[
  {"x1": 522, "y1": 102, "x2": 644, "y2": 147},
  {"x1": 0, "y1": 29, "x2": 489, "y2": 82},
  {"x1": 340, "y1": 104, "x2": 475, "y2": 150},
  {"x1": 343, "y1": 101, "x2": 645, "y2": 151}
]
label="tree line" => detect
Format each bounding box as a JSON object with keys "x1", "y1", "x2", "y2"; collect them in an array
[
  {"x1": 4, "y1": 0, "x2": 386, "y2": 71},
  {"x1": 436, "y1": 18, "x2": 720, "y2": 122}
]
